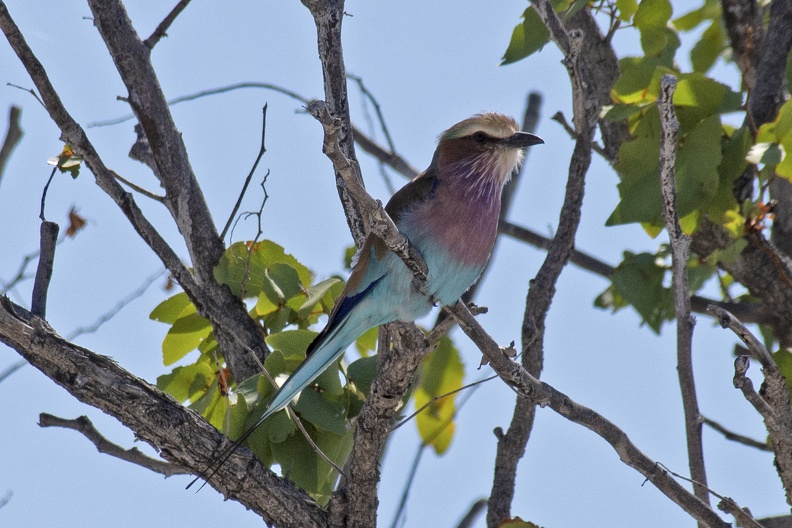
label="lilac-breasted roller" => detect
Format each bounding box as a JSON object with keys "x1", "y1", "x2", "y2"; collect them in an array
[
  {"x1": 190, "y1": 113, "x2": 542, "y2": 487},
  {"x1": 266, "y1": 112, "x2": 541, "y2": 416}
]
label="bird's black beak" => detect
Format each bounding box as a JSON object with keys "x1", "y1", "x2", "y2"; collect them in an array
[{"x1": 501, "y1": 131, "x2": 544, "y2": 148}]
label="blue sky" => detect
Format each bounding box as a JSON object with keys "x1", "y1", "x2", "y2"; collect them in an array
[{"x1": 0, "y1": 1, "x2": 783, "y2": 526}]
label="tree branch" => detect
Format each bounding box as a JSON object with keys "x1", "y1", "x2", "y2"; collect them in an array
[
  {"x1": 658, "y1": 75, "x2": 709, "y2": 510},
  {"x1": 39, "y1": 413, "x2": 187, "y2": 477},
  {"x1": 306, "y1": 99, "x2": 429, "y2": 293},
  {"x1": 701, "y1": 415, "x2": 772, "y2": 452},
  {"x1": 1, "y1": 0, "x2": 267, "y2": 382},
  {"x1": 0, "y1": 297, "x2": 327, "y2": 528},
  {"x1": 488, "y1": 6, "x2": 597, "y2": 525},
  {"x1": 446, "y1": 301, "x2": 730, "y2": 528},
  {"x1": 30, "y1": 221, "x2": 58, "y2": 318},
  {"x1": 143, "y1": 0, "x2": 192, "y2": 49},
  {"x1": 708, "y1": 305, "x2": 792, "y2": 505}
]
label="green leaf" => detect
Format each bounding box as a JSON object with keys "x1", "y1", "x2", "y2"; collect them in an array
[
  {"x1": 608, "y1": 113, "x2": 723, "y2": 227},
  {"x1": 47, "y1": 145, "x2": 83, "y2": 179},
  {"x1": 415, "y1": 386, "x2": 456, "y2": 454},
  {"x1": 690, "y1": 20, "x2": 723, "y2": 73},
  {"x1": 420, "y1": 337, "x2": 464, "y2": 397},
  {"x1": 501, "y1": 7, "x2": 550, "y2": 65},
  {"x1": 270, "y1": 425, "x2": 352, "y2": 502},
  {"x1": 674, "y1": 114, "x2": 723, "y2": 218},
  {"x1": 293, "y1": 388, "x2": 348, "y2": 435},
  {"x1": 261, "y1": 262, "x2": 303, "y2": 304},
  {"x1": 634, "y1": 0, "x2": 673, "y2": 56},
  {"x1": 616, "y1": 0, "x2": 638, "y2": 21},
  {"x1": 746, "y1": 142, "x2": 782, "y2": 166},
  {"x1": 673, "y1": 0, "x2": 721, "y2": 31},
  {"x1": 414, "y1": 337, "x2": 464, "y2": 455},
  {"x1": 214, "y1": 240, "x2": 312, "y2": 299},
  {"x1": 266, "y1": 329, "x2": 318, "y2": 360},
  {"x1": 772, "y1": 350, "x2": 792, "y2": 400},
  {"x1": 610, "y1": 251, "x2": 673, "y2": 333},
  {"x1": 705, "y1": 125, "x2": 749, "y2": 222},
  {"x1": 297, "y1": 277, "x2": 343, "y2": 317},
  {"x1": 354, "y1": 326, "x2": 379, "y2": 356},
  {"x1": 228, "y1": 393, "x2": 249, "y2": 441},
  {"x1": 162, "y1": 305, "x2": 213, "y2": 365},
  {"x1": 611, "y1": 57, "x2": 666, "y2": 104},
  {"x1": 313, "y1": 356, "x2": 344, "y2": 397},
  {"x1": 156, "y1": 362, "x2": 215, "y2": 402},
  {"x1": 150, "y1": 292, "x2": 191, "y2": 324},
  {"x1": 601, "y1": 103, "x2": 648, "y2": 122},
  {"x1": 607, "y1": 135, "x2": 661, "y2": 226},
  {"x1": 673, "y1": 73, "x2": 734, "y2": 129},
  {"x1": 190, "y1": 379, "x2": 226, "y2": 430},
  {"x1": 347, "y1": 355, "x2": 378, "y2": 397}
]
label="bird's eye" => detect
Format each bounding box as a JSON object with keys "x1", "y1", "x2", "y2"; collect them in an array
[{"x1": 472, "y1": 131, "x2": 487, "y2": 142}]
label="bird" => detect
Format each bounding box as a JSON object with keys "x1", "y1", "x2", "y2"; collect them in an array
[{"x1": 189, "y1": 112, "x2": 542, "y2": 488}]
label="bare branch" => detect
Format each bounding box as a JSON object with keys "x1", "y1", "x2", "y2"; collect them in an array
[
  {"x1": 30, "y1": 221, "x2": 59, "y2": 318},
  {"x1": 335, "y1": 321, "x2": 430, "y2": 528},
  {"x1": 658, "y1": 74, "x2": 708, "y2": 509},
  {"x1": 143, "y1": 0, "x2": 192, "y2": 49},
  {"x1": 221, "y1": 104, "x2": 268, "y2": 240},
  {"x1": 1, "y1": 0, "x2": 268, "y2": 381},
  {"x1": 0, "y1": 296, "x2": 327, "y2": 528},
  {"x1": 446, "y1": 301, "x2": 729, "y2": 528},
  {"x1": 111, "y1": 170, "x2": 165, "y2": 202},
  {"x1": 351, "y1": 122, "x2": 419, "y2": 179},
  {"x1": 488, "y1": 10, "x2": 597, "y2": 526},
  {"x1": 551, "y1": 110, "x2": 608, "y2": 159},
  {"x1": 39, "y1": 413, "x2": 187, "y2": 477},
  {"x1": 66, "y1": 268, "x2": 166, "y2": 341},
  {"x1": 306, "y1": 99, "x2": 429, "y2": 288},
  {"x1": 709, "y1": 305, "x2": 792, "y2": 505},
  {"x1": 657, "y1": 462, "x2": 764, "y2": 528},
  {"x1": 0, "y1": 105, "x2": 23, "y2": 188},
  {"x1": 701, "y1": 415, "x2": 772, "y2": 452}
]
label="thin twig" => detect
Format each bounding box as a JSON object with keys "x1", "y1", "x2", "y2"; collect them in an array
[
  {"x1": 39, "y1": 413, "x2": 187, "y2": 477},
  {"x1": 701, "y1": 415, "x2": 772, "y2": 452},
  {"x1": 707, "y1": 306, "x2": 792, "y2": 506},
  {"x1": 387, "y1": 444, "x2": 425, "y2": 528},
  {"x1": 221, "y1": 104, "x2": 268, "y2": 240},
  {"x1": 388, "y1": 375, "x2": 498, "y2": 435},
  {"x1": 6, "y1": 82, "x2": 45, "y2": 108},
  {"x1": 143, "y1": 0, "x2": 192, "y2": 49},
  {"x1": 707, "y1": 305, "x2": 775, "y2": 369},
  {"x1": 447, "y1": 300, "x2": 729, "y2": 528},
  {"x1": 110, "y1": 170, "x2": 165, "y2": 201},
  {"x1": 66, "y1": 268, "x2": 166, "y2": 340},
  {"x1": 488, "y1": 16, "x2": 596, "y2": 526},
  {"x1": 285, "y1": 405, "x2": 347, "y2": 478},
  {"x1": 347, "y1": 74, "x2": 396, "y2": 153},
  {"x1": 656, "y1": 462, "x2": 765, "y2": 528},
  {"x1": 551, "y1": 110, "x2": 608, "y2": 159},
  {"x1": 0, "y1": 359, "x2": 26, "y2": 384},
  {"x1": 87, "y1": 82, "x2": 309, "y2": 128},
  {"x1": 657, "y1": 74, "x2": 708, "y2": 509},
  {"x1": 38, "y1": 167, "x2": 56, "y2": 222}
]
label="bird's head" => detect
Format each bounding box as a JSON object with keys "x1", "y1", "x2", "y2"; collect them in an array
[{"x1": 434, "y1": 112, "x2": 543, "y2": 188}]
